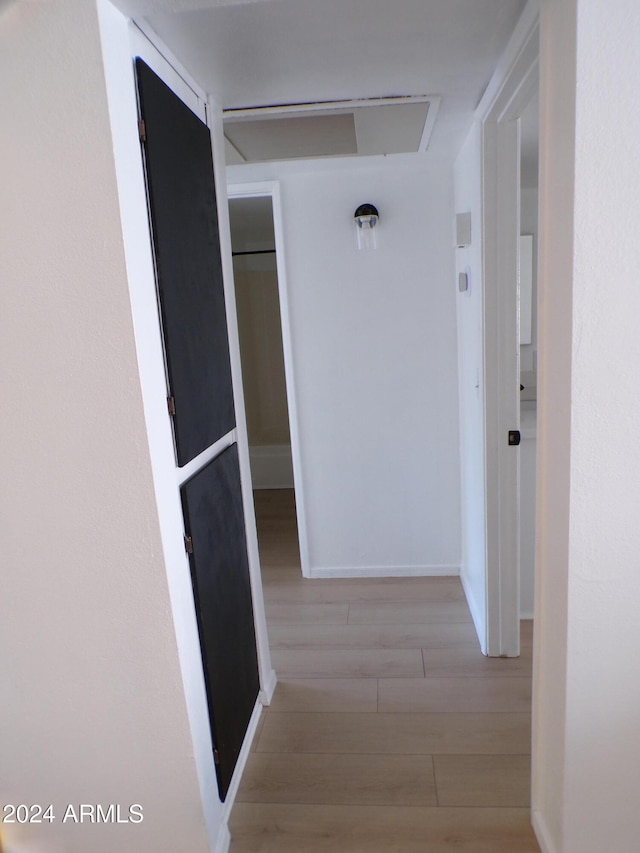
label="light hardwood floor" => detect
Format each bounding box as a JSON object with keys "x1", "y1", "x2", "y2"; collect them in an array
[{"x1": 229, "y1": 490, "x2": 540, "y2": 852}]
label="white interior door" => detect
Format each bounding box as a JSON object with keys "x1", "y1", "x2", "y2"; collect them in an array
[{"x1": 480, "y1": 17, "x2": 539, "y2": 657}]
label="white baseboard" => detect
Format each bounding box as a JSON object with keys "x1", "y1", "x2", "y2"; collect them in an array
[
  {"x1": 249, "y1": 444, "x2": 293, "y2": 489},
  {"x1": 259, "y1": 666, "x2": 277, "y2": 705},
  {"x1": 308, "y1": 564, "x2": 460, "y2": 579},
  {"x1": 221, "y1": 698, "x2": 263, "y2": 826},
  {"x1": 532, "y1": 810, "x2": 558, "y2": 853},
  {"x1": 460, "y1": 568, "x2": 486, "y2": 653},
  {"x1": 520, "y1": 608, "x2": 534, "y2": 620}
]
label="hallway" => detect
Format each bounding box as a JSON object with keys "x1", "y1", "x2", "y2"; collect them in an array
[{"x1": 229, "y1": 490, "x2": 539, "y2": 851}]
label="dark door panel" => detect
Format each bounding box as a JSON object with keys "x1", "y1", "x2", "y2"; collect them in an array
[
  {"x1": 181, "y1": 443, "x2": 260, "y2": 800},
  {"x1": 136, "y1": 58, "x2": 235, "y2": 465}
]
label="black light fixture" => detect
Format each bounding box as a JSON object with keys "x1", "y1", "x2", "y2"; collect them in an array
[
  {"x1": 354, "y1": 203, "x2": 379, "y2": 229},
  {"x1": 354, "y1": 203, "x2": 379, "y2": 250}
]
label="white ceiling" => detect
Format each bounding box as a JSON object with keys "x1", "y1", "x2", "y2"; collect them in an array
[{"x1": 115, "y1": 0, "x2": 529, "y2": 163}]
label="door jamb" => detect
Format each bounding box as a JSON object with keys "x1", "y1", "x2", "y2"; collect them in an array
[
  {"x1": 227, "y1": 181, "x2": 311, "y2": 578},
  {"x1": 478, "y1": 13, "x2": 539, "y2": 656}
]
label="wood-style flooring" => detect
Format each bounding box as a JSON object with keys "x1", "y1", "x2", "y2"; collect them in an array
[{"x1": 229, "y1": 489, "x2": 539, "y2": 852}]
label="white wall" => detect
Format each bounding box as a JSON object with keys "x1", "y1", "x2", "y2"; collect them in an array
[
  {"x1": 520, "y1": 187, "x2": 539, "y2": 375},
  {"x1": 234, "y1": 255, "x2": 294, "y2": 489},
  {"x1": 453, "y1": 122, "x2": 487, "y2": 648},
  {"x1": 233, "y1": 258, "x2": 289, "y2": 451},
  {"x1": 519, "y1": 414, "x2": 536, "y2": 619},
  {"x1": 228, "y1": 156, "x2": 461, "y2": 577},
  {"x1": 533, "y1": 1, "x2": 640, "y2": 850},
  {"x1": 520, "y1": 187, "x2": 538, "y2": 619},
  {"x1": 0, "y1": 3, "x2": 213, "y2": 852}
]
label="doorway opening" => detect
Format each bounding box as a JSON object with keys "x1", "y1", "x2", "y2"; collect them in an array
[
  {"x1": 479, "y1": 11, "x2": 538, "y2": 657},
  {"x1": 518, "y1": 89, "x2": 539, "y2": 625},
  {"x1": 228, "y1": 186, "x2": 308, "y2": 578}
]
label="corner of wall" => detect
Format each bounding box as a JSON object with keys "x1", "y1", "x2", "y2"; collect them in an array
[{"x1": 532, "y1": 810, "x2": 560, "y2": 853}]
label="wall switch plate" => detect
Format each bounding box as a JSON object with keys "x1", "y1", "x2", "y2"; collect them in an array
[{"x1": 455, "y1": 212, "x2": 472, "y2": 247}]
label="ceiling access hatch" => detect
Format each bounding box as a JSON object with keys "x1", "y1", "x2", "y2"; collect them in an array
[{"x1": 223, "y1": 95, "x2": 440, "y2": 164}]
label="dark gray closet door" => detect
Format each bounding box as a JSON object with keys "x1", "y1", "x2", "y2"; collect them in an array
[
  {"x1": 181, "y1": 443, "x2": 260, "y2": 801},
  {"x1": 136, "y1": 58, "x2": 235, "y2": 466}
]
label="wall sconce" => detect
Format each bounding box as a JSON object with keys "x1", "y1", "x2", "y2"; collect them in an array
[{"x1": 354, "y1": 203, "x2": 379, "y2": 250}]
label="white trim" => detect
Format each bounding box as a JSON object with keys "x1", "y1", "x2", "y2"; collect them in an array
[
  {"x1": 259, "y1": 666, "x2": 278, "y2": 706},
  {"x1": 483, "y1": 115, "x2": 522, "y2": 658},
  {"x1": 477, "y1": 2, "x2": 539, "y2": 657},
  {"x1": 531, "y1": 810, "x2": 558, "y2": 853},
  {"x1": 418, "y1": 96, "x2": 441, "y2": 152},
  {"x1": 177, "y1": 429, "x2": 236, "y2": 485},
  {"x1": 220, "y1": 698, "x2": 264, "y2": 826},
  {"x1": 308, "y1": 564, "x2": 460, "y2": 579},
  {"x1": 227, "y1": 180, "x2": 312, "y2": 578},
  {"x1": 129, "y1": 20, "x2": 207, "y2": 123},
  {"x1": 476, "y1": 0, "x2": 540, "y2": 120},
  {"x1": 209, "y1": 113, "x2": 276, "y2": 719},
  {"x1": 460, "y1": 568, "x2": 487, "y2": 655},
  {"x1": 214, "y1": 824, "x2": 231, "y2": 853}
]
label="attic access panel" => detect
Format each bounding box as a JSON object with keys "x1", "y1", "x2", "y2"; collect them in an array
[
  {"x1": 224, "y1": 96, "x2": 440, "y2": 163},
  {"x1": 181, "y1": 443, "x2": 260, "y2": 801},
  {"x1": 136, "y1": 58, "x2": 235, "y2": 466}
]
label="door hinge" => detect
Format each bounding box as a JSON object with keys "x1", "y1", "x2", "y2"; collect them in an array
[
  {"x1": 138, "y1": 118, "x2": 146, "y2": 142},
  {"x1": 508, "y1": 430, "x2": 521, "y2": 446},
  {"x1": 184, "y1": 535, "x2": 194, "y2": 555},
  {"x1": 213, "y1": 748, "x2": 220, "y2": 765},
  {"x1": 167, "y1": 395, "x2": 176, "y2": 417}
]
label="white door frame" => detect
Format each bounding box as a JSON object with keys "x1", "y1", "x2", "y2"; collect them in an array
[
  {"x1": 227, "y1": 181, "x2": 311, "y2": 578},
  {"x1": 478, "y1": 11, "x2": 539, "y2": 656}
]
